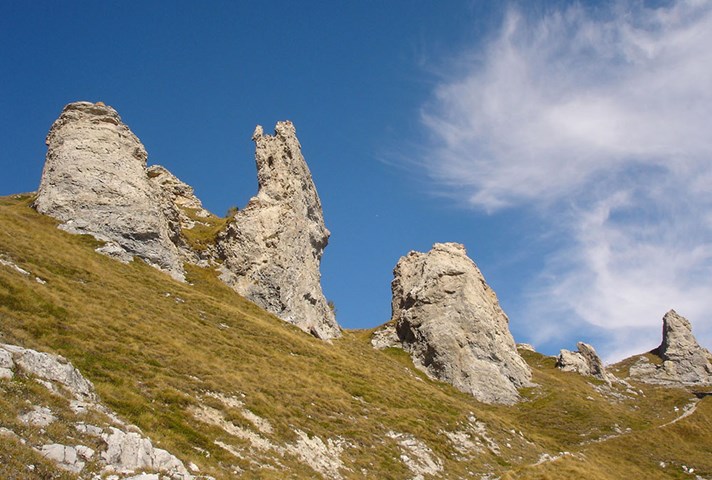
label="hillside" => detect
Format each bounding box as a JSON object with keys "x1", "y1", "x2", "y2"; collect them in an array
[{"x1": 1, "y1": 193, "x2": 711, "y2": 479}]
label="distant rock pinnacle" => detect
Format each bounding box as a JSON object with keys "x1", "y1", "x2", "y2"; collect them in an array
[
  {"x1": 386, "y1": 242, "x2": 532, "y2": 404},
  {"x1": 629, "y1": 309, "x2": 712, "y2": 385},
  {"x1": 216, "y1": 121, "x2": 340, "y2": 340}
]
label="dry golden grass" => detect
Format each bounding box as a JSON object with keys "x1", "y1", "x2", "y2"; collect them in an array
[{"x1": 1, "y1": 194, "x2": 710, "y2": 479}]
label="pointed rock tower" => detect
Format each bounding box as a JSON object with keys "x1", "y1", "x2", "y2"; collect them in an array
[
  {"x1": 33, "y1": 102, "x2": 186, "y2": 280},
  {"x1": 387, "y1": 243, "x2": 531, "y2": 404},
  {"x1": 629, "y1": 310, "x2": 712, "y2": 385},
  {"x1": 216, "y1": 122, "x2": 340, "y2": 340}
]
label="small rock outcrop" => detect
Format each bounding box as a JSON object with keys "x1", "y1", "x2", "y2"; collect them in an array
[
  {"x1": 387, "y1": 242, "x2": 532, "y2": 404},
  {"x1": 629, "y1": 310, "x2": 712, "y2": 385},
  {"x1": 216, "y1": 122, "x2": 340, "y2": 340},
  {"x1": 33, "y1": 102, "x2": 186, "y2": 280},
  {"x1": 557, "y1": 342, "x2": 611, "y2": 383},
  {"x1": 0, "y1": 342, "x2": 193, "y2": 479},
  {"x1": 0, "y1": 343, "x2": 97, "y2": 402}
]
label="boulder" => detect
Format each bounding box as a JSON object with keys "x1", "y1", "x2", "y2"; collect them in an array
[
  {"x1": 216, "y1": 122, "x2": 340, "y2": 340},
  {"x1": 389, "y1": 242, "x2": 532, "y2": 404},
  {"x1": 33, "y1": 101, "x2": 185, "y2": 280},
  {"x1": 630, "y1": 310, "x2": 712, "y2": 385},
  {"x1": 556, "y1": 342, "x2": 611, "y2": 383}
]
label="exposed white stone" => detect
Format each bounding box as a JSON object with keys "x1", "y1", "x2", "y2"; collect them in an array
[
  {"x1": 517, "y1": 343, "x2": 536, "y2": 352},
  {"x1": 1, "y1": 341, "x2": 192, "y2": 479},
  {"x1": 388, "y1": 242, "x2": 532, "y2": 404},
  {"x1": 0, "y1": 343, "x2": 96, "y2": 402},
  {"x1": 190, "y1": 403, "x2": 348, "y2": 479},
  {"x1": 0, "y1": 255, "x2": 31, "y2": 276},
  {"x1": 216, "y1": 121, "x2": 340, "y2": 340},
  {"x1": 0, "y1": 347, "x2": 14, "y2": 379},
  {"x1": 101, "y1": 427, "x2": 190, "y2": 478},
  {"x1": 386, "y1": 431, "x2": 443, "y2": 480},
  {"x1": 38, "y1": 444, "x2": 85, "y2": 473},
  {"x1": 148, "y1": 165, "x2": 212, "y2": 227},
  {"x1": 19, "y1": 406, "x2": 56, "y2": 427}
]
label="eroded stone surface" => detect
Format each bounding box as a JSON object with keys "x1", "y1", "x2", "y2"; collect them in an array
[
  {"x1": 388, "y1": 242, "x2": 531, "y2": 405},
  {"x1": 216, "y1": 122, "x2": 339, "y2": 339},
  {"x1": 33, "y1": 101, "x2": 185, "y2": 280}
]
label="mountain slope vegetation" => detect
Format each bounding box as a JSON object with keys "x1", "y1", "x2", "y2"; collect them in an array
[{"x1": 1, "y1": 193, "x2": 711, "y2": 479}]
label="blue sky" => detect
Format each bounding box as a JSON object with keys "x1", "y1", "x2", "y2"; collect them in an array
[{"x1": 2, "y1": 0, "x2": 711, "y2": 361}]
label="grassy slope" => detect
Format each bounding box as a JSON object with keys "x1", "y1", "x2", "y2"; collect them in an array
[{"x1": 0, "y1": 194, "x2": 710, "y2": 479}]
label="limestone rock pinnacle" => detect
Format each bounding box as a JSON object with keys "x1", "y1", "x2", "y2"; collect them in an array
[
  {"x1": 630, "y1": 310, "x2": 712, "y2": 385},
  {"x1": 387, "y1": 242, "x2": 532, "y2": 404},
  {"x1": 33, "y1": 101, "x2": 186, "y2": 280},
  {"x1": 216, "y1": 121, "x2": 340, "y2": 340}
]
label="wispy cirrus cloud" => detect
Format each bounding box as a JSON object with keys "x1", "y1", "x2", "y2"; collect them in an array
[{"x1": 420, "y1": 0, "x2": 712, "y2": 360}]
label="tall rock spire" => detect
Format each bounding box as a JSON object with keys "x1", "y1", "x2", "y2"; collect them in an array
[{"x1": 216, "y1": 121, "x2": 340, "y2": 340}]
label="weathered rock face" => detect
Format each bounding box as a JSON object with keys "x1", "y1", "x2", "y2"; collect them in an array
[
  {"x1": 557, "y1": 342, "x2": 611, "y2": 383},
  {"x1": 389, "y1": 242, "x2": 532, "y2": 404},
  {"x1": 147, "y1": 165, "x2": 211, "y2": 231},
  {"x1": 33, "y1": 102, "x2": 185, "y2": 280},
  {"x1": 630, "y1": 310, "x2": 712, "y2": 385},
  {"x1": 216, "y1": 122, "x2": 339, "y2": 340}
]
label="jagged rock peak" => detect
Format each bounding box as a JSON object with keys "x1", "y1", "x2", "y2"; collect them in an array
[
  {"x1": 33, "y1": 101, "x2": 186, "y2": 280},
  {"x1": 216, "y1": 121, "x2": 340, "y2": 340},
  {"x1": 557, "y1": 342, "x2": 612, "y2": 384},
  {"x1": 388, "y1": 242, "x2": 532, "y2": 405},
  {"x1": 629, "y1": 310, "x2": 712, "y2": 385}
]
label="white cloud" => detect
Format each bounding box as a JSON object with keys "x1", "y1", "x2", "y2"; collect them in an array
[{"x1": 420, "y1": 0, "x2": 712, "y2": 360}]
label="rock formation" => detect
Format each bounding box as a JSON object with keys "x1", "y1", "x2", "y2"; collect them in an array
[
  {"x1": 629, "y1": 310, "x2": 712, "y2": 385},
  {"x1": 0, "y1": 343, "x2": 193, "y2": 479},
  {"x1": 216, "y1": 122, "x2": 340, "y2": 340},
  {"x1": 557, "y1": 342, "x2": 611, "y2": 383},
  {"x1": 33, "y1": 102, "x2": 186, "y2": 280},
  {"x1": 32, "y1": 102, "x2": 341, "y2": 340},
  {"x1": 147, "y1": 164, "x2": 212, "y2": 231},
  {"x1": 387, "y1": 242, "x2": 532, "y2": 404}
]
